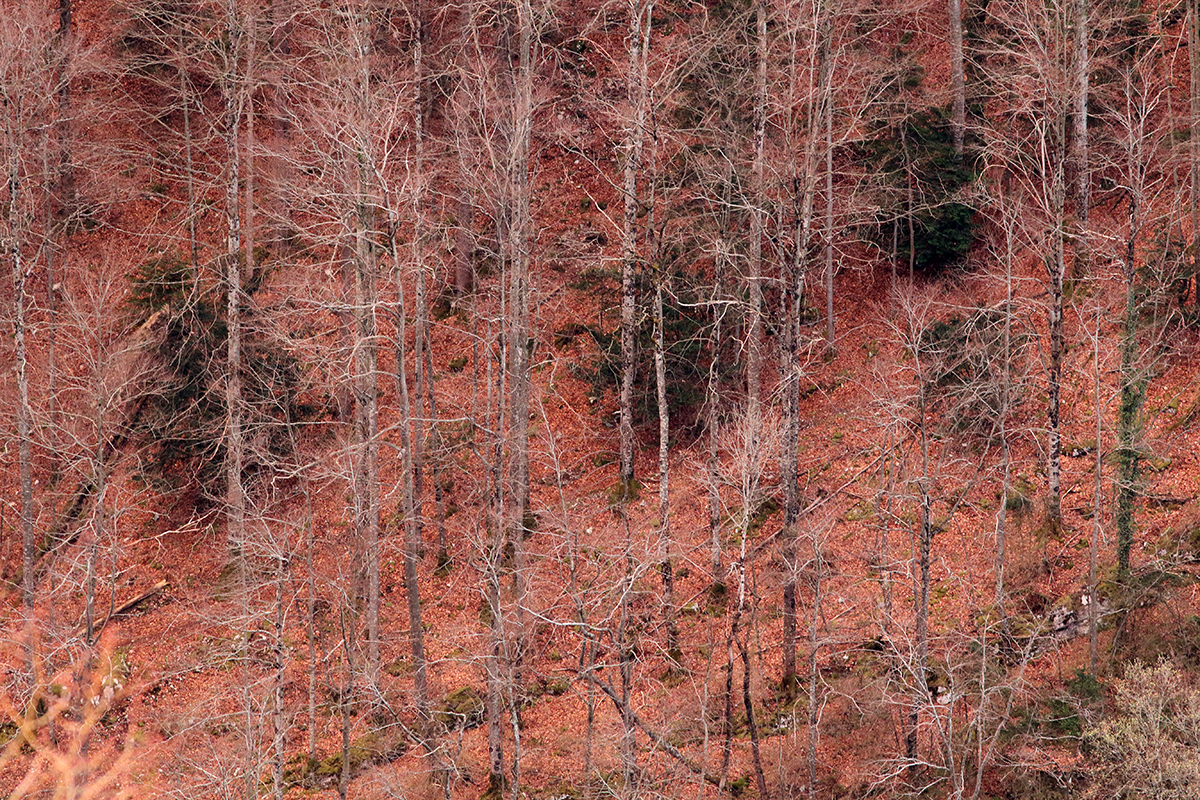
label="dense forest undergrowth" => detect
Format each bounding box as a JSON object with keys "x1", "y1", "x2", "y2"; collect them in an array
[{"x1": 6, "y1": 0, "x2": 1200, "y2": 797}]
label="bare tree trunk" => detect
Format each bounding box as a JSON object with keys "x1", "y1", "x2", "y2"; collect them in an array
[
  {"x1": 780, "y1": 281, "x2": 800, "y2": 694},
  {"x1": 1046, "y1": 110, "x2": 1067, "y2": 530},
  {"x1": 907, "y1": 380, "x2": 934, "y2": 774},
  {"x1": 654, "y1": 277, "x2": 678, "y2": 662},
  {"x1": 1116, "y1": 187, "x2": 1143, "y2": 579},
  {"x1": 1047, "y1": 262, "x2": 1065, "y2": 529},
  {"x1": 272, "y1": 552, "x2": 288, "y2": 800},
  {"x1": 510, "y1": 0, "x2": 533, "y2": 523},
  {"x1": 1071, "y1": 0, "x2": 1089, "y2": 237},
  {"x1": 505, "y1": 13, "x2": 535, "y2": 789},
  {"x1": 180, "y1": 54, "x2": 199, "y2": 276},
  {"x1": 338, "y1": 606, "x2": 355, "y2": 800},
  {"x1": 1089, "y1": 294, "x2": 1101, "y2": 672},
  {"x1": 619, "y1": 0, "x2": 652, "y2": 494},
  {"x1": 738, "y1": 562, "x2": 767, "y2": 797},
  {"x1": 41, "y1": 145, "x2": 60, "y2": 485},
  {"x1": 223, "y1": 0, "x2": 246, "y2": 565},
  {"x1": 397, "y1": 275, "x2": 431, "y2": 739},
  {"x1": 11, "y1": 187, "x2": 35, "y2": 611},
  {"x1": 782, "y1": 4, "x2": 830, "y2": 687},
  {"x1": 707, "y1": 250, "x2": 725, "y2": 583},
  {"x1": 405, "y1": 1, "x2": 433, "y2": 746},
  {"x1": 807, "y1": 541, "x2": 823, "y2": 800},
  {"x1": 996, "y1": 186, "x2": 1015, "y2": 619},
  {"x1": 484, "y1": 310, "x2": 506, "y2": 796},
  {"x1": 618, "y1": 514, "x2": 639, "y2": 794},
  {"x1": 1192, "y1": 0, "x2": 1200, "y2": 302},
  {"x1": 342, "y1": 9, "x2": 381, "y2": 671},
  {"x1": 747, "y1": 0, "x2": 766, "y2": 510},
  {"x1": 54, "y1": 0, "x2": 75, "y2": 217},
  {"x1": 821, "y1": 7, "x2": 836, "y2": 353},
  {"x1": 948, "y1": 0, "x2": 965, "y2": 156},
  {"x1": 304, "y1": 485, "x2": 318, "y2": 764}
]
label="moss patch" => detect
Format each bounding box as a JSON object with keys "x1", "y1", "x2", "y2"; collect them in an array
[{"x1": 437, "y1": 685, "x2": 485, "y2": 730}]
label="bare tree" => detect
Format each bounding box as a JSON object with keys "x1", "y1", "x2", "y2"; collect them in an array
[
  {"x1": 618, "y1": 0, "x2": 654, "y2": 496},
  {"x1": 1, "y1": 7, "x2": 74, "y2": 610}
]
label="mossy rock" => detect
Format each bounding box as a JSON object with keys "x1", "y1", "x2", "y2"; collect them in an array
[
  {"x1": 308, "y1": 728, "x2": 406, "y2": 785},
  {"x1": 282, "y1": 753, "x2": 320, "y2": 788},
  {"x1": 705, "y1": 581, "x2": 729, "y2": 616},
  {"x1": 1145, "y1": 456, "x2": 1172, "y2": 473},
  {"x1": 608, "y1": 477, "x2": 641, "y2": 506},
  {"x1": 843, "y1": 503, "x2": 874, "y2": 522},
  {"x1": 1063, "y1": 439, "x2": 1097, "y2": 458},
  {"x1": 481, "y1": 771, "x2": 508, "y2": 800},
  {"x1": 748, "y1": 496, "x2": 781, "y2": 534},
  {"x1": 728, "y1": 775, "x2": 752, "y2": 796},
  {"x1": 480, "y1": 598, "x2": 496, "y2": 628},
  {"x1": 437, "y1": 685, "x2": 485, "y2": 730},
  {"x1": 382, "y1": 658, "x2": 408, "y2": 677}
]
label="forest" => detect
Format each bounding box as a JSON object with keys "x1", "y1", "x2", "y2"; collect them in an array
[{"x1": 3, "y1": 0, "x2": 1200, "y2": 796}]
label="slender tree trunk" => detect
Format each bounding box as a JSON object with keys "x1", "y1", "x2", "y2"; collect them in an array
[
  {"x1": 55, "y1": 0, "x2": 75, "y2": 217},
  {"x1": 747, "y1": 0, "x2": 766, "y2": 510},
  {"x1": 11, "y1": 175, "x2": 35, "y2": 611},
  {"x1": 272, "y1": 553, "x2": 288, "y2": 800},
  {"x1": 338, "y1": 607, "x2": 355, "y2": 800},
  {"x1": 654, "y1": 278, "x2": 678, "y2": 661},
  {"x1": 484, "y1": 307, "x2": 506, "y2": 795},
  {"x1": 781, "y1": 281, "x2": 800, "y2": 694},
  {"x1": 42, "y1": 144, "x2": 60, "y2": 485},
  {"x1": 707, "y1": 255, "x2": 724, "y2": 583},
  {"x1": 1046, "y1": 112, "x2": 1067, "y2": 531},
  {"x1": 908, "y1": 381, "x2": 934, "y2": 774},
  {"x1": 807, "y1": 541, "x2": 823, "y2": 800},
  {"x1": 823, "y1": 69, "x2": 835, "y2": 353},
  {"x1": 737, "y1": 562, "x2": 767, "y2": 797},
  {"x1": 1191, "y1": 0, "x2": 1200, "y2": 302},
  {"x1": 397, "y1": 275, "x2": 431, "y2": 739},
  {"x1": 343, "y1": 9, "x2": 381, "y2": 671},
  {"x1": 504, "y1": 12, "x2": 535, "y2": 784},
  {"x1": 180, "y1": 56, "x2": 199, "y2": 276},
  {"x1": 996, "y1": 188, "x2": 1015, "y2": 620},
  {"x1": 618, "y1": 514, "x2": 639, "y2": 794},
  {"x1": 510, "y1": 0, "x2": 533, "y2": 522},
  {"x1": 1089, "y1": 295, "x2": 1102, "y2": 671},
  {"x1": 304, "y1": 486, "x2": 318, "y2": 763},
  {"x1": 1116, "y1": 189, "x2": 1143, "y2": 579},
  {"x1": 782, "y1": 9, "x2": 829, "y2": 686},
  {"x1": 224, "y1": 0, "x2": 246, "y2": 565},
  {"x1": 619, "y1": 0, "x2": 652, "y2": 494},
  {"x1": 948, "y1": 0, "x2": 965, "y2": 156},
  {"x1": 404, "y1": 1, "x2": 433, "y2": 746},
  {"x1": 1071, "y1": 0, "x2": 1089, "y2": 239}
]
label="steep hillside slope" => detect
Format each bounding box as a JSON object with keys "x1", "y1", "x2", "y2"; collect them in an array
[{"x1": 5, "y1": 0, "x2": 1200, "y2": 797}]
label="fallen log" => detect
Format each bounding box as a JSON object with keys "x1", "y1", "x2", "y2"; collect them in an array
[{"x1": 81, "y1": 579, "x2": 169, "y2": 640}]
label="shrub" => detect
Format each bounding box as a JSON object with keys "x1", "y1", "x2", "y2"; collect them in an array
[
  {"x1": 1086, "y1": 660, "x2": 1200, "y2": 799},
  {"x1": 125, "y1": 254, "x2": 312, "y2": 497},
  {"x1": 862, "y1": 107, "x2": 978, "y2": 276}
]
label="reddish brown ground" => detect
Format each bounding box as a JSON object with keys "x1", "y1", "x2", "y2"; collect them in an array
[{"x1": 5, "y1": 0, "x2": 1200, "y2": 797}]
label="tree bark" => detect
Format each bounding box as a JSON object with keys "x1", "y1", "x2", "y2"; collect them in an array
[
  {"x1": 1045, "y1": 109, "x2": 1067, "y2": 531},
  {"x1": 654, "y1": 277, "x2": 678, "y2": 661},
  {"x1": 948, "y1": 0, "x2": 965, "y2": 156},
  {"x1": 1191, "y1": 0, "x2": 1199, "y2": 303},
  {"x1": 1071, "y1": 0, "x2": 1089, "y2": 236},
  {"x1": 223, "y1": 0, "x2": 246, "y2": 567},
  {"x1": 821, "y1": 7, "x2": 836, "y2": 353},
  {"x1": 619, "y1": 0, "x2": 652, "y2": 494}
]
